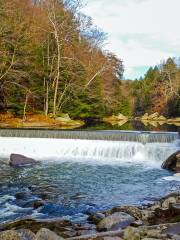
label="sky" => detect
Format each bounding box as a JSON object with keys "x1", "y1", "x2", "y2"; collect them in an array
[{"x1": 83, "y1": 0, "x2": 180, "y2": 79}]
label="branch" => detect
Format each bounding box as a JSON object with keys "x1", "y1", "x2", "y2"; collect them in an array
[{"x1": 84, "y1": 65, "x2": 106, "y2": 89}]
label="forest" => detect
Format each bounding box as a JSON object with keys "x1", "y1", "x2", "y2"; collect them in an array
[
  {"x1": 0, "y1": 0, "x2": 179, "y2": 120},
  {"x1": 131, "y1": 58, "x2": 180, "y2": 118}
]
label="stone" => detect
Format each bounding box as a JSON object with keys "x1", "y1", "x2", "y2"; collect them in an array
[
  {"x1": 148, "y1": 112, "x2": 159, "y2": 120},
  {"x1": 142, "y1": 237, "x2": 162, "y2": 240},
  {"x1": 116, "y1": 113, "x2": 127, "y2": 120},
  {"x1": 141, "y1": 210, "x2": 155, "y2": 224},
  {"x1": 0, "y1": 230, "x2": 21, "y2": 240},
  {"x1": 161, "y1": 197, "x2": 177, "y2": 209},
  {"x1": 171, "y1": 203, "x2": 180, "y2": 214},
  {"x1": 16, "y1": 229, "x2": 36, "y2": 240},
  {"x1": 88, "y1": 213, "x2": 106, "y2": 225},
  {"x1": 103, "y1": 237, "x2": 122, "y2": 240},
  {"x1": 163, "y1": 223, "x2": 180, "y2": 236},
  {"x1": 0, "y1": 218, "x2": 72, "y2": 236},
  {"x1": 172, "y1": 235, "x2": 180, "y2": 240},
  {"x1": 123, "y1": 227, "x2": 141, "y2": 240},
  {"x1": 9, "y1": 154, "x2": 37, "y2": 167},
  {"x1": 147, "y1": 229, "x2": 167, "y2": 239},
  {"x1": 35, "y1": 228, "x2": 64, "y2": 240},
  {"x1": 97, "y1": 212, "x2": 135, "y2": 232},
  {"x1": 67, "y1": 229, "x2": 123, "y2": 240},
  {"x1": 131, "y1": 220, "x2": 144, "y2": 227},
  {"x1": 162, "y1": 151, "x2": 180, "y2": 172},
  {"x1": 108, "y1": 205, "x2": 142, "y2": 220},
  {"x1": 158, "y1": 115, "x2": 167, "y2": 121},
  {"x1": 15, "y1": 192, "x2": 31, "y2": 200},
  {"x1": 23, "y1": 200, "x2": 45, "y2": 209},
  {"x1": 141, "y1": 113, "x2": 149, "y2": 120}
]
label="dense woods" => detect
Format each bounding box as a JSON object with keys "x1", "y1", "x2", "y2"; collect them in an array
[
  {"x1": 0, "y1": 0, "x2": 179, "y2": 120},
  {"x1": 0, "y1": 0, "x2": 124, "y2": 119},
  {"x1": 131, "y1": 58, "x2": 180, "y2": 118}
]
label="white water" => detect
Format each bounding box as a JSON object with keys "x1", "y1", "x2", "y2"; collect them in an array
[{"x1": 0, "y1": 137, "x2": 179, "y2": 167}]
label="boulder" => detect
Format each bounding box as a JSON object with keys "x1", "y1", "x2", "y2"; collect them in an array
[
  {"x1": 88, "y1": 212, "x2": 106, "y2": 225},
  {"x1": 141, "y1": 113, "x2": 149, "y2": 120},
  {"x1": 148, "y1": 112, "x2": 159, "y2": 120},
  {"x1": 116, "y1": 113, "x2": 127, "y2": 120},
  {"x1": 0, "y1": 229, "x2": 36, "y2": 240},
  {"x1": 9, "y1": 154, "x2": 37, "y2": 167},
  {"x1": 97, "y1": 212, "x2": 135, "y2": 232},
  {"x1": 0, "y1": 230, "x2": 21, "y2": 240},
  {"x1": 158, "y1": 115, "x2": 167, "y2": 121},
  {"x1": 123, "y1": 227, "x2": 141, "y2": 240},
  {"x1": 56, "y1": 114, "x2": 71, "y2": 122},
  {"x1": 161, "y1": 151, "x2": 180, "y2": 172},
  {"x1": 0, "y1": 218, "x2": 72, "y2": 236},
  {"x1": 16, "y1": 229, "x2": 36, "y2": 240},
  {"x1": 35, "y1": 228, "x2": 64, "y2": 240}
]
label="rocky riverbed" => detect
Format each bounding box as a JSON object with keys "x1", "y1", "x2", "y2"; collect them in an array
[{"x1": 0, "y1": 192, "x2": 180, "y2": 240}]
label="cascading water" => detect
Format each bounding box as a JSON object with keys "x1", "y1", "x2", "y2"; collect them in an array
[
  {"x1": 0, "y1": 130, "x2": 180, "y2": 224},
  {"x1": 0, "y1": 130, "x2": 179, "y2": 167}
]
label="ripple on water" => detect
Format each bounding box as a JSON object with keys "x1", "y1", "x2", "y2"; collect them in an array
[{"x1": 0, "y1": 161, "x2": 179, "y2": 223}]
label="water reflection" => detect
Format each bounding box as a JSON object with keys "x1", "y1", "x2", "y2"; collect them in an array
[{"x1": 83, "y1": 120, "x2": 180, "y2": 132}]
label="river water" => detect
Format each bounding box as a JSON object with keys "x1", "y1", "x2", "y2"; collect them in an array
[{"x1": 0, "y1": 129, "x2": 179, "y2": 224}]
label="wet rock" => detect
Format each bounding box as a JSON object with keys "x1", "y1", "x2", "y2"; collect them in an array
[
  {"x1": 9, "y1": 154, "x2": 37, "y2": 167},
  {"x1": 108, "y1": 206, "x2": 142, "y2": 220},
  {"x1": 16, "y1": 229, "x2": 36, "y2": 240},
  {"x1": 88, "y1": 213, "x2": 106, "y2": 225},
  {"x1": 97, "y1": 212, "x2": 135, "y2": 232},
  {"x1": 0, "y1": 230, "x2": 21, "y2": 240},
  {"x1": 35, "y1": 228, "x2": 64, "y2": 240},
  {"x1": 23, "y1": 200, "x2": 44, "y2": 209},
  {"x1": 0, "y1": 218, "x2": 72, "y2": 236},
  {"x1": 15, "y1": 192, "x2": 31, "y2": 200},
  {"x1": 162, "y1": 151, "x2": 180, "y2": 172}
]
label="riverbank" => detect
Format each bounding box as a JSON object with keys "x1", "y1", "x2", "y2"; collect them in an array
[
  {"x1": 0, "y1": 113, "x2": 84, "y2": 129},
  {"x1": 0, "y1": 192, "x2": 180, "y2": 239}
]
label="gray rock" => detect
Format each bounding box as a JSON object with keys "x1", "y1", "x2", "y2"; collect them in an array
[
  {"x1": 162, "y1": 151, "x2": 180, "y2": 172},
  {"x1": 9, "y1": 154, "x2": 37, "y2": 167},
  {"x1": 103, "y1": 237, "x2": 122, "y2": 240},
  {"x1": 123, "y1": 227, "x2": 141, "y2": 240},
  {"x1": 16, "y1": 229, "x2": 36, "y2": 240},
  {"x1": 161, "y1": 196, "x2": 177, "y2": 209},
  {"x1": 0, "y1": 230, "x2": 21, "y2": 240},
  {"x1": 97, "y1": 212, "x2": 135, "y2": 232},
  {"x1": 35, "y1": 228, "x2": 64, "y2": 240},
  {"x1": 67, "y1": 229, "x2": 123, "y2": 239},
  {"x1": 88, "y1": 213, "x2": 106, "y2": 225},
  {"x1": 171, "y1": 203, "x2": 180, "y2": 214},
  {"x1": 131, "y1": 220, "x2": 144, "y2": 227}
]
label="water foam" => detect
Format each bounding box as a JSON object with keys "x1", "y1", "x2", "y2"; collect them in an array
[{"x1": 0, "y1": 136, "x2": 179, "y2": 167}]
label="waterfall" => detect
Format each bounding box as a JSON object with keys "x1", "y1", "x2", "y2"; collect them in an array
[
  {"x1": 0, "y1": 129, "x2": 179, "y2": 143},
  {"x1": 0, "y1": 130, "x2": 179, "y2": 166}
]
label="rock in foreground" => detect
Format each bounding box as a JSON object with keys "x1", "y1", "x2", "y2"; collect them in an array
[
  {"x1": 162, "y1": 151, "x2": 180, "y2": 172},
  {"x1": 9, "y1": 154, "x2": 38, "y2": 167},
  {"x1": 97, "y1": 212, "x2": 135, "y2": 231}
]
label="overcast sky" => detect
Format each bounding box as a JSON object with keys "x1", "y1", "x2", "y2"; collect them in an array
[{"x1": 83, "y1": 0, "x2": 180, "y2": 79}]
